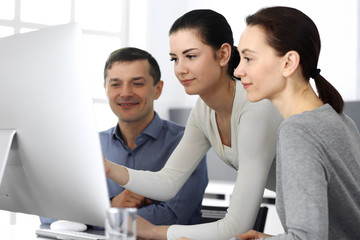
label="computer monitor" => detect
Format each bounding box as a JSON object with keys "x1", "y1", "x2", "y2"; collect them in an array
[{"x1": 0, "y1": 24, "x2": 110, "y2": 227}]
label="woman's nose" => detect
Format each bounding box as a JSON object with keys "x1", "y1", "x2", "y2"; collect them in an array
[
  {"x1": 175, "y1": 59, "x2": 188, "y2": 75},
  {"x1": 234, "y1": 62, "x2": 245, "y2": 79}
]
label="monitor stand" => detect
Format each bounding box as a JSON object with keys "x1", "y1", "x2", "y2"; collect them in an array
[{"x1": 0, "y1": 129, "x2": 16, "y2": 186}]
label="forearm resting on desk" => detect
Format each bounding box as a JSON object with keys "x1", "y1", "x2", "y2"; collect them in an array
[
  {"x1": 136, "y1": 215, "x2": 169, "y2": 240},
  {"x1": 104, "y1": 158, "x2": 129, "y2": 186}
]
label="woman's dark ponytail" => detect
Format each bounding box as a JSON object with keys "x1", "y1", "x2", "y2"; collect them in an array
[
  {"x1": 312, "y1": 73, "x2": 344, "y2": 113},
  {"x1": 229, "y1": 45, "x2": 240, "y2": 80}
]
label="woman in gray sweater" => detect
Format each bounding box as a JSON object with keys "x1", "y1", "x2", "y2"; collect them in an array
[{"x1": 234, "y1": 6, "x2": 360, "y2": 240}]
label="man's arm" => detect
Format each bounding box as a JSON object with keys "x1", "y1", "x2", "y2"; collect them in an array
[{"x1": 111, "y1": 189, "x2": 152, "y2": 208}]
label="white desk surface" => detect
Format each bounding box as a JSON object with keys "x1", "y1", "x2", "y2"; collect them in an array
[
  {"x1": 0, "y1": 211, "x2": 107, "y2": 239},
  {"x1": 3, "y1": 223, "x2": 106, "y2": 239},
  {"x1": 3, "y1": 224, "x2": 47, "y2": 239}
]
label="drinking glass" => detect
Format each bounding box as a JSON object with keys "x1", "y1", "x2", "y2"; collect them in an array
[{"x1": 105, "y1": 207, "x2": 136, "y2": 240}]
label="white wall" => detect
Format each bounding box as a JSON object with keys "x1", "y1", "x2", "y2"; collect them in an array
[
  {"x1": 358, "y1": 1, "x2": 360, "y2": 97},
  {"x1": 129, "y1": 0, "x2": 359, "y2": 120}
]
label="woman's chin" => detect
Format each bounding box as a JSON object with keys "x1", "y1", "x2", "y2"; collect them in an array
[
  {"x1": 246, "y1": 93, "x2": 265, "y2": 103},
  {"x1": 184, "y1": 88, "x2": 198, "y2": 95}
]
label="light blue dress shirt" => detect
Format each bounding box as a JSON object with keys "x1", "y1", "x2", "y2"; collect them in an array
[{"x1": 100, "y1": 112, "x2": 208, "y2": 225}]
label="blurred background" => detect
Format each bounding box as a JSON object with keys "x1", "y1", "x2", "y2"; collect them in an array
[{"x1": 0, "y1": 0, "x2": 358, "y2": 131}]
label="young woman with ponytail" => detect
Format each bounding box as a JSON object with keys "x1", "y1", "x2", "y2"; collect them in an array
[
  {"x1": 105, "y1": 9, "x2": 283, "y2": 240},
  {"x1": 235, "y1": 6, "x2": 360, "y2": 239}
]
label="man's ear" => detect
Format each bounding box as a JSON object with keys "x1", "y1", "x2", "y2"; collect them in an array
[
  {"x1": 218, "y1": 43, "x2": 232, "y2": 67},
  {"x1": 154, "y1": 80, "x2": 164, "y2": 100},
  {"x1": 282, "y1": 50, "x2": 300, "y2": 77},
  {"x1": 104, "y1": 81, "x2": 108, "y2": 97}
]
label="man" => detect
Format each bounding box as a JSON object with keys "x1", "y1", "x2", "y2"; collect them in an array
[{"x1": 101, "y1": 47, "x2": 208, "y2": 225}]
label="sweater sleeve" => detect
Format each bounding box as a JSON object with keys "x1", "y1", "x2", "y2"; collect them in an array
[
  {"x1": 167, "y1": 102, "x2": 281, "y2": 240},
  {"x1": 263, "y1": 121, "x2": 328, "y2": 240},
  {"x1": 123, "y1": 109, "x2": 210, "y2": 201}
]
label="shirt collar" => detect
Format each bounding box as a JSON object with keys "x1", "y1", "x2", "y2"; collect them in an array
[{"x1": 112, "y1": 112, "x2": 163, "y2": 141}]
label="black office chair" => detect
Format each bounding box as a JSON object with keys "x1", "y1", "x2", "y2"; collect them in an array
[{"x1": 200, "y1": 205, "x2": 268, "y2": 232}]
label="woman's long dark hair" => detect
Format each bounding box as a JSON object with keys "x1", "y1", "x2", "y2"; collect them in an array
[
  {"x1": 169, "y1": 9, "x2": 240, "y2": 80},
  {"x1": 246, "y1": 6, "x2": 344, "y2": 113}
]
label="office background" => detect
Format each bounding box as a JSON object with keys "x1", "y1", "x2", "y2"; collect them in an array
[
  {"x1": 1, "y1": 0, "x2": 358, "y2": 132},
  {"x1": 0, "y1": 0, "x2": 359, "y2": 235}
]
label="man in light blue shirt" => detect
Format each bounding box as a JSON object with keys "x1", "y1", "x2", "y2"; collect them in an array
[
  {"x1": 40, "y1": 47, "x2": 208, "y2": 226},
  {"x1": 101, "y1": 47, "x2": 208, "y2": 225}
]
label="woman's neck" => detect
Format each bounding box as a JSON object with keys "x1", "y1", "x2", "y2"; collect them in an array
[
  {"x1": 200, "y1": 76, "x2": 236, "y2": 116},
  {"x1": 272, "y1": 81, "x2": 323, "y2": 119}
]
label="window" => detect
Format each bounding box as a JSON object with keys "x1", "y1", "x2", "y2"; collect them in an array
[{"x1": 0, "y1": 0, "x2": 127, "y2": 131}]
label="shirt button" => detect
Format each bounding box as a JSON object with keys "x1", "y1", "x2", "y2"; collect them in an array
[{"x1": 128, "y1": 153, "x2": 132, "y2": 157}]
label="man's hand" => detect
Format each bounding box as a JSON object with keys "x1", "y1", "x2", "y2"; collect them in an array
[{"x1": 111, "y1": 189, "x2": 152, "y2": 208}]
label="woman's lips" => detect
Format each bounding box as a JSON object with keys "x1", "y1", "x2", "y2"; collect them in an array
[
  {"x1": 242, "y1": 82, "x2": 252, "y2": 89},
  {"x1": 181, "y1": 78, "x2": 195, "y2": 85}
]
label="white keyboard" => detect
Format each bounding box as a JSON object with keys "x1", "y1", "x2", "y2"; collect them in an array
[{"x1": 36, "y1": 228, "x2": 106, "y2": 240}]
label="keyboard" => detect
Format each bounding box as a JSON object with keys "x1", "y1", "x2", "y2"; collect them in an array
[{"x1": 36, "y1": 228, "x2": 106, "y2": 240}]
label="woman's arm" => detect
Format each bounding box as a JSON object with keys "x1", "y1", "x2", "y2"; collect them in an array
[
  {"x1": 167, "y1": 101, "x2": 282, "y2": 240},
  {"x1": 123, "y1": 114, "x2": 210, "y2": 201},
  {"x1": 235, "y1": 230, "x2": 273, "y2": 239},
  {"x1": 105, "y1": 109, "x2": 210, "y2": 202},
  {"x1": 104, "y1": 158, "x2": 129, "y2": 186},
  {"x1": 136, "y1": 216, "x2": 169, "y2": 240},
  {"x1": 271, "y1": 121, "x2": 329, "y2": 239},
  {"x1": 220, "y1": 101, "x2": 281, "y2": 234}
]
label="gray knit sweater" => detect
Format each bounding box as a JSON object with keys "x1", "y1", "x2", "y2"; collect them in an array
[{"x1": 269, "y1": 104, "x2": 360, "y2": 240}]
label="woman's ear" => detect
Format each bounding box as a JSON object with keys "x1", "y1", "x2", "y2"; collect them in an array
[
  {"x1": 218, "y1": 43, "x2": 232, "y2": 67},
  {"x1": 282, "y1": 50, "x2": 300, "y2": 77}
]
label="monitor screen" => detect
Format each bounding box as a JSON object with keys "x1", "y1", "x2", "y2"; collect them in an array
[{"x1": 0, "y1": 24, "x2": 110, "y2": 227}]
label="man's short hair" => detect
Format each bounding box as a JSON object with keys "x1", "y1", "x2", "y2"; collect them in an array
[{"x1": 104, "y1": 47, "x2": 161, "y2": 85}]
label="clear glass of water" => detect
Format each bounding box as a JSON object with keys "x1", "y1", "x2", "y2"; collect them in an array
[{"x1": 105, "y1": 207, "x2": 137, "y2": 240}]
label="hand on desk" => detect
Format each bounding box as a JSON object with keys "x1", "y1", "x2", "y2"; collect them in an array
[
  {"x1": 136, "y1": 215, "x2": 169, "y2": 240},
  {"x1": 175, "y1": 230, "x2": 273, "y2": 240},
  {"x1": 235, "y1": 229, "x2": 273, "y2": 239},
  {"x1": 111, "y1": 189, "x2": 152, "y2": 208}
]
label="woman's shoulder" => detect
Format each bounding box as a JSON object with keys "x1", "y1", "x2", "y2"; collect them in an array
[
  {"x1": 192, "y1": 97, "x2": 212, "y2": 121},
  {"x1": 233, "y1": 97, "x2": 283, "y2": 126}
]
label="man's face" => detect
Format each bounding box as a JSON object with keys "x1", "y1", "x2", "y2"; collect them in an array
[{"x1": 104, "y1": 60, "x2": 163, "y2": 125}]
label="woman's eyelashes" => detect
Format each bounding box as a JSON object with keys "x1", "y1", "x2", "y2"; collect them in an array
[
  {"x1": 169, "y1": 54, "x2": 196, "y2": 62},
  {"x1": 186, "y1": 54, "x2": 196, "y2": 60},
  {"x1": 241, "y1": 56, "x2": 252, "y2": 63},
  {"x1": 246, "y1": 57, "x2": 252, "y2": 62}
]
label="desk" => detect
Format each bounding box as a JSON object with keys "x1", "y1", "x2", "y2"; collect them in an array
[
  {"x1": 3, "y1": 223, "x2": 106, "y2": 239},
  {"x1": 3, "y1": 224, "x2": 46, "y2": 239},
  {"x1": 203, "y1": 181, "x2": 283, "y2": 235},
  {"x1": 0, "y1": 211, "x2": 43, "y2": 239}
]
